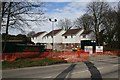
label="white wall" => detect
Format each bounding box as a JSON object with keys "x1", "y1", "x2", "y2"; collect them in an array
[
  {"x1": 42, "y1": 30, "x2": 65, "y2": 49},
  {"x1": 43, "y1": 30, "x2": 65, "y2": 43},
  {"x1": 80, "y1": 31, "x2": 96, "y2": 40},
  {"x1": 76, "y1": 29, "x2": 84, "y2": 43},
  {"x1": 62, "y1": 35, "x2": 76, "y2": 43},
  {"x1": 54, "y1": 30, "x2": 66, "y2": 43},
  {"x1": 31, "y1": 32, "x2": 47, "y2": 44},
  {"x1": 43, "y1": 36, "x2": 53, "y2": 43},
  {"x1": 62, "y1": 29, "x2": 84, "y2": 43}
]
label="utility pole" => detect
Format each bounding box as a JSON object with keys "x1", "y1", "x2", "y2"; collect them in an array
[{"x1": 49, "y1": 18, "x2": 57, "y2": 56}]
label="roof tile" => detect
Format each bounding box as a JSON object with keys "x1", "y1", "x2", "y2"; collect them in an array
[
  {"x1": 33, "y1": 31, "x2": 46, "y2": 37},
  {"x1": 81, "y1": 30, "x2": 93, "y2": 35},
  {"x1": 44, "y1": 29, "x2": 62, "y2": 37},
  {"x1": 62, "y1": 28, "x2": 82, "y2": 36}
]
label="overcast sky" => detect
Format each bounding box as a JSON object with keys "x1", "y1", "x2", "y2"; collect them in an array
[{"x1": 8, "y1": 0, "x2": 119, "y2": 35}]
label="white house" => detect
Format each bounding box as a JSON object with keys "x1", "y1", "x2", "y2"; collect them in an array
[
  {"x1": 62, "y1": 28, "x2": 84, "y2": 49},
  {"x1": 43, "y1": 29, "x2": 65, "y2": 50},
  {"x1": 80, "y1": 30, "x2": 96, "y2": 40},
  {"x1": 31, "y1": 31, "x2": 47, "y2": 44},
  {"x1": 31, "y1": 29, "x2": 96, "y2": 51}
]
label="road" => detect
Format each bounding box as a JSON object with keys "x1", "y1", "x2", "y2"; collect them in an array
[{"x1": 2, "y1": 56, "x2": 120, "y2": 80}]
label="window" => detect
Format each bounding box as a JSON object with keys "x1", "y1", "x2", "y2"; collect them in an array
[
  {"x1": 71, "y1": 35, "x2": 73, "y2": 38},
  {"x1": 51, "y1": 36, "x2": 53, "y2": 38},
  {"x1": 83, "y1": 35, "x2": 86, "y2": 38},
  {"x1": 65, "y1": 36, "x2": 67, "y2": 39},
  {"x1": 66, "y1": 43, "x2": 68, "y2": 46}
]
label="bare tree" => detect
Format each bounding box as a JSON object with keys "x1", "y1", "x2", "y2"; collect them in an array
[
  {"x1": 87, "y1": 1, "x2": 110, "y2": 45},
  {"x1": 27, "y1": 31, "x2": 35, "y2": 37},
  {"x1": 57, "y1": 18, "x2": 72, "y2": 31},
  {"x1": 0, "y1": 2, "x2": 2, "y2": 31},
  {"x1": 99, "y1": 1, "x2": 120, "y2": 49},
  {"x1": 102, "y1": 9, "x2": 117, "y2": 48},
  {"x1": 1, "y1": 2, "x2": 46, "y2": 34},
  {"x1": 74, "y1": 13, "x2": 93, "y2": 31},
  {"x1": 114, "y1": 1, "x2": 120, "y2": 49}
]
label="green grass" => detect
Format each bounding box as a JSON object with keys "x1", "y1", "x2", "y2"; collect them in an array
[{"x1": 2, "y1": 58, "x2": 67, "y2": 69}]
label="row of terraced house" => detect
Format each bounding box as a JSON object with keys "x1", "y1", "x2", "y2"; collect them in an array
[{"x1": 31, "y1": 28, "x2": 96, "y2": 51}]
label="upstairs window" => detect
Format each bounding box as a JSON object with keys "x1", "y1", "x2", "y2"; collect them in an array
[
  {"x1": 83, "y1": 35, "x2": 86, "y2": 38},
  {"x1": 65, "y1": 36, "x2": 67, "y2": 39}
]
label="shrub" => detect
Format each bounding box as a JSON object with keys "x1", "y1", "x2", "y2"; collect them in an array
[{"x1": 2, "y1": 58, "x2": 67, "y2": 69}]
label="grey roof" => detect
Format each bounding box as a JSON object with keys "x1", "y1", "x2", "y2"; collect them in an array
[
  {"x1": 62, "y1": 28, "x2": 82, "y2": 36},
  {"x1": 44, "y1": 29, "x2": 62, "y2": 37}
]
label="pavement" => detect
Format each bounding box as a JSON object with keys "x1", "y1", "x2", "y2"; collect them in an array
[
  {"x1": 2, "y1": 55, "x2": 119, "y2": 80},
  {"x1": 89, "y1": 55, "x2": 119, "y2": 61},
  {"x1": 64, "y1": 54, "x2": 118, "y2": 62}
]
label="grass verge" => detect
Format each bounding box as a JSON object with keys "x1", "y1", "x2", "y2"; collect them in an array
[{"x1": 2, "y1": 58, "x2": 67, "y2": 70}]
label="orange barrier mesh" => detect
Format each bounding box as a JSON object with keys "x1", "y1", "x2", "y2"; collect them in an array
[
  {"x1": 2, "y1": 50, "x2": 120, "y2": 62},
  {"x1": 94, "y1": 50, "x2": 120, "y2": 56},
  {"x1": 2, "y1": 52, "x2": 46, "y2": 61}
]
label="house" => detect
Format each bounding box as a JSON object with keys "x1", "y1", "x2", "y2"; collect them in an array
[
  {"x1": 31, "y1": 31, "x2": 47, "y2": 44},
  {"x1": 43, "y1": 29, "x2": 65, "y2": 50},
  {"x1": 31, "y1": 29, "x2": 96, "y2": 51},
  {"x1": 80, "y1": 30, "x2": 96, "y2": 40},
  {"x1": 62, "y1": 28, "x2": 84, "y2": 49},
  {"x1": 80, "y1": 30, "x2": 96, "y2": 51}
]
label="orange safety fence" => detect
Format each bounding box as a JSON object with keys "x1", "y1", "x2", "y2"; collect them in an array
[
  {"x1": 2, "y1": 50, "x2": 120, "y2": 62},
  {"x1": 94, "y1": 50, "x2": 120, "y2": 56},
  {"x1": 80, "y1": 52, "x2": 89, "y2": 61},
  {"x1": 2, "y1": 51, "x2": 90, "y2": 62},
  {"x1": 2, "y1": 52, "x2": 50, "y2": 61}
]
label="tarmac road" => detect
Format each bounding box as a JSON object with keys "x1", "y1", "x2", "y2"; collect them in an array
[{"x1": 2, "y1": 56, "x2": 119, "y2": 80}]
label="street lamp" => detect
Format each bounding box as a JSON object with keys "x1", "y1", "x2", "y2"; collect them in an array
[{"x1": 49, "y1": 18, "x2": 57, "y2": 54}]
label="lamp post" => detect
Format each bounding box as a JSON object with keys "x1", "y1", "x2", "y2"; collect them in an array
[{"x1": 49, "y1": 18, "x2": 57, "y2": 55}]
